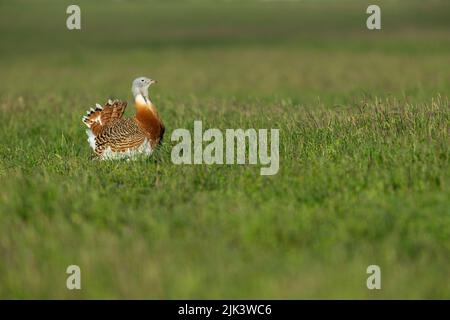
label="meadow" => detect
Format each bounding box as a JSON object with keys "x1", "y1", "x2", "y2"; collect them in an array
[{"x1": 0, "y1": 0, "x2": 449, "y2": 298}]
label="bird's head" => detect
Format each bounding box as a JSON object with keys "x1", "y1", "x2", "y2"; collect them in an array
[{"x1": 132, "y1": 76, "x2": 157, "y2": 98}]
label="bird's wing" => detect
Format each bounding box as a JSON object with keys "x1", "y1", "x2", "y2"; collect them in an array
[
  {"x1": 94, "y1": 118, "x2": 147, "y2": 155},
  {"x1": 82, "y1": 99, "x2": 127, "y2": 136}
]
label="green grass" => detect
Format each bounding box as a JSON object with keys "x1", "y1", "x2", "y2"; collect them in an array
[{"x1": 0, "y1": 0, "x2": 449, "y2": 299}]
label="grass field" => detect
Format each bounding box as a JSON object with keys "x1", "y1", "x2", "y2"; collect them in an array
[{"x1": 0, "y1": 0, "x2": 449, "y2": 299}]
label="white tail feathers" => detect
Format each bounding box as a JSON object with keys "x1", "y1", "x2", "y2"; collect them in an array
[{"x1": 82, "y1": 103, "x2": 104, "y2": 128}]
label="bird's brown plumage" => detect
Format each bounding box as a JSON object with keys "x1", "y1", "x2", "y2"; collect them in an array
[{"x1": 82, "y1": 99, "x2": 164, "y2": 158}]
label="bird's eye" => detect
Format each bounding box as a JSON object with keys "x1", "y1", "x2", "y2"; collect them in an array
[{"x1": 141, "y1": 79, "x2": 144, "y2": 82}]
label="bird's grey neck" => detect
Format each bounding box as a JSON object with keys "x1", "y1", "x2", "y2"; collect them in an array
[{"x1": 133, "y1": 88, "x2": 150, "y2": 103}]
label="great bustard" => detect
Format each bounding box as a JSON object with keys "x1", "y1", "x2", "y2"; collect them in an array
[{"x1": 82, "y1": 77, "x2": 165, "y2": 159}]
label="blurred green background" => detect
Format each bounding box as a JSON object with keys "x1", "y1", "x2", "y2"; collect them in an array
[{"x1": 0, "y1": 0, "x2": 449, "y2": 298}]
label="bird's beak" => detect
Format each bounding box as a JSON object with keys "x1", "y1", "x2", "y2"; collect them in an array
[{"x1": 151, "y1": 80, "x2": 158, "y2": 85}]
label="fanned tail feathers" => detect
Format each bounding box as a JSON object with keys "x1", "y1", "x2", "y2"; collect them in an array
[{"x1": 82, "y1": 99, "x2": 127, "y2": 136}]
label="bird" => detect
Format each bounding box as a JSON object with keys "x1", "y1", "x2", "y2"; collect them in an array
[{"x1": 82, "y1": 77, "x2": 165, "y2": 159}]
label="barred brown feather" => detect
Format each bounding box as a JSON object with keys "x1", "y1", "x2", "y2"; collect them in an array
[
  {"x1": 82, "y1": 100, "x2": 127, "y2": 136},
  {"x1": 94, "y1": 118, "x2": 147, "y2": 155},
  {"x1": 82, "y1": 98, "x2": 164, "y2": 159}
]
